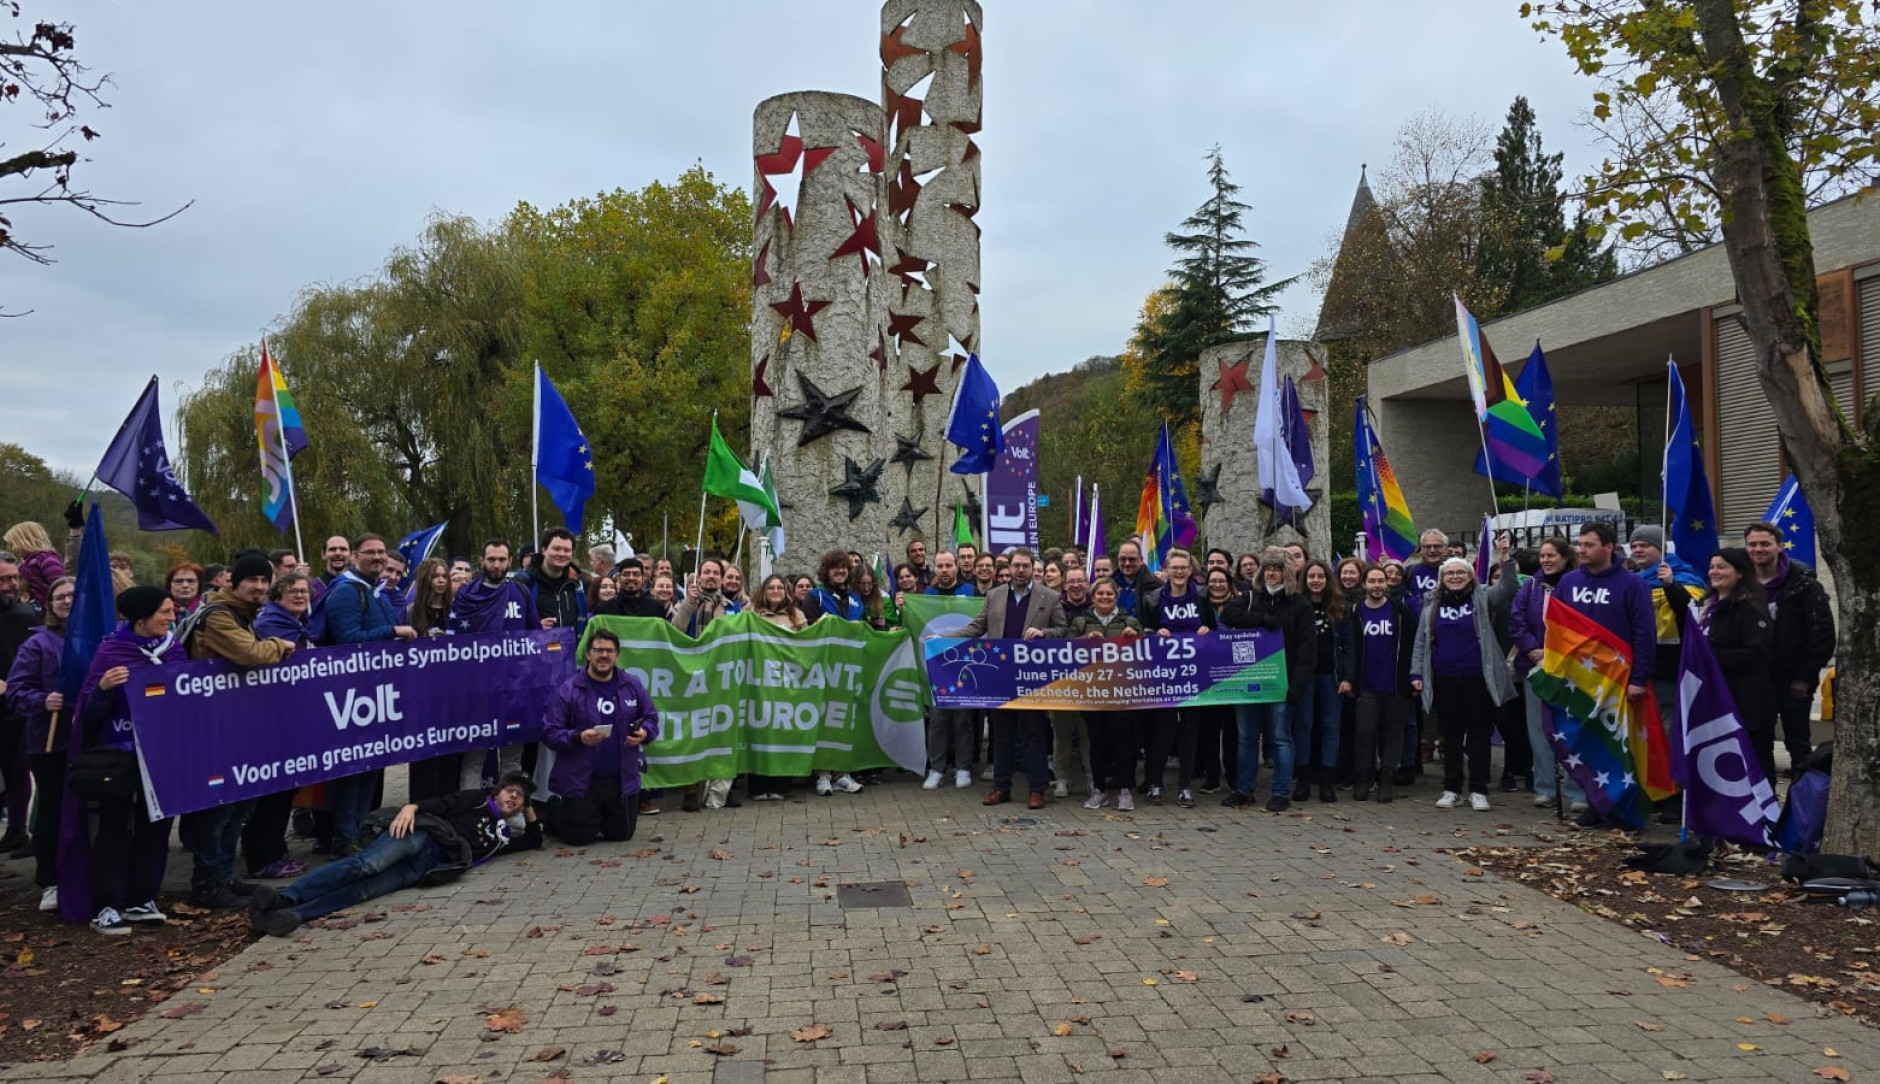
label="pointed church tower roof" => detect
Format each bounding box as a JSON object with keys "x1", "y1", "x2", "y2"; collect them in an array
[{"x1": 1315, "y1": 165, "x2": 1390, "y2": 343}]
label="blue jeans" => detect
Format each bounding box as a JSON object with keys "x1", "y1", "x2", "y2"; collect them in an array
[
  {"x1": 1525, "y1": 688, "x2": 1584, "y2": 804},
  {"x1": 326, "y1": 771, "x2": 379, "y2": 842},
  {"x1": 1234, "y1": 702, "x2": 1293, "y2": 797},
  {"x1": 1293, "y1": 673, "x2": 1342, "y2": 774},
  {"x1": 180, "y1": 799, "x2": 254, "y2": 883},
  {"x1": 281, "y1": 828, "x2": 438, "y2": 920}
]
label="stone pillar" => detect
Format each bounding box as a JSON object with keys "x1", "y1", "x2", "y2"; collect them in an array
[
  {"x1": 750, "y1": 92, "x2": 892, "y2": 564},
  {"x1": 879, "y1": 0, "x2": 984, "y2": 546},
  {"x1": 1197, "y1": 336, "x2": 1334, "y2": 559}
]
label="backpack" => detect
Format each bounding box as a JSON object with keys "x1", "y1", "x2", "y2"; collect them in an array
[
  {"x1": 1773, "y1": 741, "x2": 1834, "y2": 856},
  {"x1": 174, "y1": 602, "x2": 240, "y2": 654}
]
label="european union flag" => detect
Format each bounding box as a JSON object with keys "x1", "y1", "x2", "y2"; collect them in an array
[
  {"x1": 946, "y1": 353, "x2": 1003, "y2": 475},
  {"x1": 94, "y1": 377, "x2": 219, "y2": 534},
  {"x1": 59, "y1": 505, "x2": 117, "y2": 707},
  {"x1": 534, "y1": 364, "x2": 595, "y2": 533},
  {"x1": 1662, "y1": 362, "x2": 1718, "y2": 560},
  {"x1": 1761, "y1": 474, "x2": 1816, "y2": 567},
  {"x1": 396, "y1": 521, "x2": 449, "y2": 590}
]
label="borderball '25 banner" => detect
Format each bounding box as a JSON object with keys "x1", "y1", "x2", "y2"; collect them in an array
[{"x1": 923, "y1": 629, "x2": 1287, "y2": 712}]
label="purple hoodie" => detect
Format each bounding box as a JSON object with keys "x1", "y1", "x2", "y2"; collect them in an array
[
  {"x1": 75, "y1": 625, "x2": 180, "y2": 752},
  {"x1": 542, "y1": 667, "x2": 660, "y2": 799},
  {"x1": 1553, "y1": 562, "x2": 1656, "y2": 683},
  {"x1": 1509, "y1": 572, "x2": 1564, "y2": 678},
  {"x1": 5, "y1": 626, "x2": 66, "y2": 753}
]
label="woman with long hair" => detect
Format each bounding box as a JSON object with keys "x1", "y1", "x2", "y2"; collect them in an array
[
  {"x1": 1192, "y1": 566, "x2": 1240, "y2": 797},
  {"x1": 1063, "y1": 578, "x2": 1144, "y2": 811},
  {"x1": 1667, "y1": 548, "x2": 1779, "y2": 784},
  {"x1": 408, "y1": 559, "x2": 455, "y2": 638},
  {"x1": 747, "y1": 574, "x2": 804, "y2": 803},
  {"x1": 5, "y1": 576, "x2": 72, "y2": 893},
  {"x1": 4, "y1": 521, "x2": 63, "y2": 609},
  {"x1": 1295, "y1": 560, "x2": 1350, "y2": 802},
  {"x1": 588, "y1": 571, "x2": 618, "y2": 614},
  {"x1": 856, "y1": 565, "x2": 889, "y2": 631},
  {"x1": 1510, "y1": 536, "x2": 1583, "y2": 811},
  {"x1": 1409, "y1": 535, "x2": 1518, "y2": 813},
  {"x1": 1339, "y1": 565, "x2": 1415, "y2": 802},
  {"x1": 1143, "y1": 548, "x2": 1206, "y2": 807}
]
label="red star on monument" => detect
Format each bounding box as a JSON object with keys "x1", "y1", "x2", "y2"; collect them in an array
[
  {"x1": 753, "y1": 355, "x2": 774, "y2": 399},
  {"x1": 852, "y1": 127, "x2": 883, "y2": 174},
  {"x1": 829, "y1": 195, "x2": 880, "y2": 276},
  {"x1": 1213, "y1": 357, "x2": 1256, "y2": 415},
  {"x1": 947, "y1": 15, "x2": 982, "y2": 89},
  {"x1": 890, "y1": 253, "x2": 930, "y2": 302},
  {"x1": 755, "y1": 112, "x2": 834, "y2": 232},
  {"x1": 886, "y1": 71, "x2": 932, "y2": 151},
  {"x1": 752, "y1": 239, "x2": 772, "y2": 288},
  {"x1": 771, "y1": 282, "x2": 831, "y2": 343},
  {"x1": 887, "y1": 311, "x2": 927, "y2": 349},
  {"x1": 880, "y1": 13, "x2": 922, "y2": 68},
  {"x1": 901, "y1": 362, "x2": 942, "y2": 404}
]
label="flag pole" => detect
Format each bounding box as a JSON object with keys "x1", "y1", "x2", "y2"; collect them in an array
[
  {"x1": 531, "y1": 362, "x2": 543, "y2": 547},
  {"x1": 662, "y1": 512, "x2": 669, "y2": 560},
  {"x1": 693, "y1": 411, "x2": 714, "y2": 578},
  {"x1": 1660, "y1": 357, "x2": 1675, "y2": 543},
  {"x1": 1473, "y1": 416, "x2": 1501, "y2": 518},
  {"x1": 271, "y1": 345, "x2": 308, "y2": 571}
]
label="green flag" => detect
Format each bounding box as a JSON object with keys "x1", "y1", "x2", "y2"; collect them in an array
[
  {"x1": 953, "y1": 501, "x2": 972, "y2": 548},
  {"x1": 703, "y1": 417, "x2": 777, "y2": 530},
  {"x1": 760, "y1": 453, "x2": 785, "y2": 556}
]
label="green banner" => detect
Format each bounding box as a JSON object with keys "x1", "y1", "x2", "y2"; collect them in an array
[
  {"x1": 581, "y1": 612, "x2": 929, "y2": 788},
  {"x1": 899, "y1": 594, "x2": 985, "y2": 637}
]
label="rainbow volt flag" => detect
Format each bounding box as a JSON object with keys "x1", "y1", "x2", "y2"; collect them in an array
[
  {"x1": 254, "y1": 339, "x2": 309, "y2": 534},
  {"x1": 1133, "y1": 423, "x2": 1196, "y2": 572},
  {"x1": 1455, "y1": 298, "x2": 1548, "y2": 481},
  {"x1": 1528, "y1": 595, "x2": 1677, "y2": 828},
  {"x1": 1354, "y1": 396, "x2": 1415, "y2": 561}
]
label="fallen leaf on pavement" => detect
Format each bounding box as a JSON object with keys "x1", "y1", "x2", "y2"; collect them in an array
[
  {"x1": 1812, "y1": 1069, "x2": 1851, "y2": 1081},
  {"x1": 1522, "y1": 1073, "x2": 1555, "y2": 1084},
  {"x1": 1053, "y1": 1023, "x2": 1073, "y2": 1037},
  {"x1": 791, "y1": 1024, "x2": 832, "y2": 1042},
  {"x1": 1381, "y1": 932, "x2": 1414, "y2": 946},
  {"x1": 709, "y1": 849, "x2": 733, "y2": 860},
  {"x1": 484, "y1": 1007, "x2": 525, "y2": 1033},
  {"x1": 1284, "y1": 1011, "x2": 1316, "y2": 1025},
  {"x1": 1143, "y1": 877, "x2": 1169, "y2": 887},
  {"x1": 531, "y1": 1046, "x2": 566, "y2": 1061},
  {"x1": 1637, "y1": 1021, "x2": 1665, "y2": 1032},
  {"x1": 1473, "y1": 1052, "x2": 1496, "y2": 1064},
  {"x1": 1738, "y1": 1044, "x2": 1762, "y2": 1052}
]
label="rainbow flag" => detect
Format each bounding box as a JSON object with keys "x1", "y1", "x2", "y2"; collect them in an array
[
  {"x1": 1455, "y1": 298, "x2": 1548, "y2": 479},
  {"x1": 1133, "y1": 423, "x2": 1196, "y2": 572},
  {"x1": 254, "y1": 339, "x2": 308, "y2": 534},
  {"x1": 1353, "y1": 396, "x2": 1415, "y2": 561},
  {"x1": 1528, "y1": 595, "x2": 1677, "y2": 827}
]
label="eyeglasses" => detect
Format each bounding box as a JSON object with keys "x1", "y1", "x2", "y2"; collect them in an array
[
  {"x1": 51, "y1": 594, "x2": 75, "y2": 604},
  {"x1": 282, "y1": 588, "x2": 312, "y2": 597}
]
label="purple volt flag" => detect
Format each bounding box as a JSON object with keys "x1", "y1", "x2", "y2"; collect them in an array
[
  {"x1": 1674, "y1": 612, "x2": 1781, "y2": 848},
  {"x1": 128, "y1": 630, "x2": 576, "y2": 818},
  {"x1": 984, "y1": 409, "x2": 1040, "y2": 554}
]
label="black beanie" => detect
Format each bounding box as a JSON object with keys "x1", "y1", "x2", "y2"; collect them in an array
[
  {"x1": 230, "y1": 553, "x2": 275, "y2": 586},
  {"x1": 117, "y1": 585, "x2": 171, "y2": 624}
]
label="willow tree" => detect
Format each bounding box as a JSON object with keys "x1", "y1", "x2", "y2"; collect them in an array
[
  {"x1": 178, "y1": 214, "x2": 530, "y2": 556},
  {"x1": 1527, "y1": 0, "x2": 1880, "y2": 852}
]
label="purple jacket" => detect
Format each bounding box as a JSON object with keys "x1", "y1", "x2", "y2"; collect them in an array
[
  {"x1": 1508, "y1": 573, "x2": 1563, "y2": 678},
  {"x1": 4, "y1": 626, "x2": 65, "y2": 753},
  {"x1": 76, "y1": 626, "x2": 180, "y2": 752},
  {"x1": 1554, "y1": 563, "x2": 1657, "y2": 683},
  {"x1": 19, "y1": 550, "x2": 63, "y2": 608},
  {"x1": 542, "y1": 668, "x2": 660, "y2": 799}
]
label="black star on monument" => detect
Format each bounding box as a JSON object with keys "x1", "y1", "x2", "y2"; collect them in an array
[
  {"x1": 777, "y1": 371, "x2": 871, "y2": 446},
  {"x1": 1196, "y1": 461, "x2": 1224, "y2": 516},
  {"x1": 891, "y1": 496, "x2": 927, "y2": 535},
  {"x1": 959, "y1": 480, "x2": 982, "y2": 526},
  {"x1": 890, "y1": 431, "x2": 933, "y2": 477},
  {"x1": 830, "y1": 456, "x2": 885, "y2": 520}
]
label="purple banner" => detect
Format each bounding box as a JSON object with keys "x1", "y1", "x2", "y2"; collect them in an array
[
  {"x1": 1673, "y1": 614, "x2": 1780, "y2": 848},
  {"x1": 128, "y1": 630, "x2": 576, "y2": 818},
  {"x1": 985, "y1": 409, "x2": 1039, "y2": 554},
  {"x1": 922, "y1": 628, "x2": 1286, "y2": 711}
]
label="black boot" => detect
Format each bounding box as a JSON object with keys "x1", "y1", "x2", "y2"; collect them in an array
[
  {"x1": 1319, "y1": 783, "x2": 1337, "y2": 803},
  {"x1": 190, "y1": 876, "x2": 242, "y2": 911}
]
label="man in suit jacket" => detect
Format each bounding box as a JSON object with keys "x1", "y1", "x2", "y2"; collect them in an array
[{"x1": 959, "y1": 548, "x2": 1066, "y2": 809}]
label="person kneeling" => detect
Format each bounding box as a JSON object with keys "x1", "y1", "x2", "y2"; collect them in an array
[
  {"x1": 543, "y1": 628, "x2": 659, "y2": 845},
  {"x1": 251, "y1": 772, "x2": 540, "y2": 937}
]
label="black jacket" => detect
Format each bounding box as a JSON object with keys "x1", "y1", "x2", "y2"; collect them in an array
[
  {"x1": 522, "y1": 563, "x2": 588, "y2": 630},
  {"x1": 1337, "y1": 598, "x2": 1415, "y2": 697},
  {"x1": 1667, "y1": 590, "x2": 1777, "y2": 733},
  {"x1": 1216, "y1": 586, "x2": 1316, "y2": 701},
  {"x1": 362, "y1": 789, "x2": 542, "y2": 886},
  {"x1": 1762, "y1": 560, "x2": 1835, "y2": 686},
  {"x1": 598, "y1": 592, "x2": 668, "y2": 620}
]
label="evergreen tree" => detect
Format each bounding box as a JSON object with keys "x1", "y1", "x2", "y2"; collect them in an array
[
  {"x1": 1129, "y1": 147, "x2": 1287, "y2": 425},
  {"x1": 1475, "y1": 97, "x2": 1617, "y2": 313}
]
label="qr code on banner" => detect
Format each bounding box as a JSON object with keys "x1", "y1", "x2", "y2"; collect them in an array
[{"x1": 1231, "y1": 641, "x2": 1257, "y2": 664}]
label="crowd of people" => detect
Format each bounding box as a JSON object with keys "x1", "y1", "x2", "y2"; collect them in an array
[{"x1": 0, "y1": 510, "x2": 1835, "y2": 936}]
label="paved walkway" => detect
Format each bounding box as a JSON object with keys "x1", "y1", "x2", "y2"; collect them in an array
[{"x1": 14, "y1": 781, "x2": 1876, "y2": 1083}]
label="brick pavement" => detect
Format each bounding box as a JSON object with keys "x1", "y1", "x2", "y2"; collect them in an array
[{"x1": 10, "y1": 781, "x2": 1876, "y2": 1083}]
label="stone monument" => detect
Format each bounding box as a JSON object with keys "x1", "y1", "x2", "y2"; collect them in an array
[{"x1": 1197, "y1": 335, "x2": 1333, "y2": 559}]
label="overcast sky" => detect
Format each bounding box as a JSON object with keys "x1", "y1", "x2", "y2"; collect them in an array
[{"x1": 1, "y1": 1, "x2": 1605, "y2": 476}]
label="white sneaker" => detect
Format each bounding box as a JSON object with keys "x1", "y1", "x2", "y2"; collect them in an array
[
  {"x1": 923, "y1": 770, "x2": 944, "y2": 790},
  {"x1": 1084, "y1": 790, "x2": 1108, "y2": 810},
  {"x1": 1469, "y1": 792, "x2": 1491, "y2": 812},
  {"x1": 92, "y1": 907, "x2": 130, "y2": 936},
  {"x1": 38, "y1": 886, "x2": 58, "y2": 913},
  {"x1": 1568, "y1": 800, "x2": 1590, "y2": 813},
  {"x1": 123, "y1": 900, "x2": 168, "y2": 923},
  {"x1": 1435, "y1": 791, "x2": 1460, "y2": 809},
  {"x1": 981, "y1": 765, "x2": 994, "y2": 781},
  {"x1": 1532, "y1": 794, "x2": 1554, "y2": 807},
  {"x1": 815, "y1": 773, "x2": 835, "y2": 796},
  {"x1": 833, "y1": 773, "x2": 864, "y2": 794},
  {"x1": 1053, "y1": 779, "x2": 1069, "y2": 799},
  {"x1": 955, "y1": 769, "x2": 973, "y2": 789}
]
